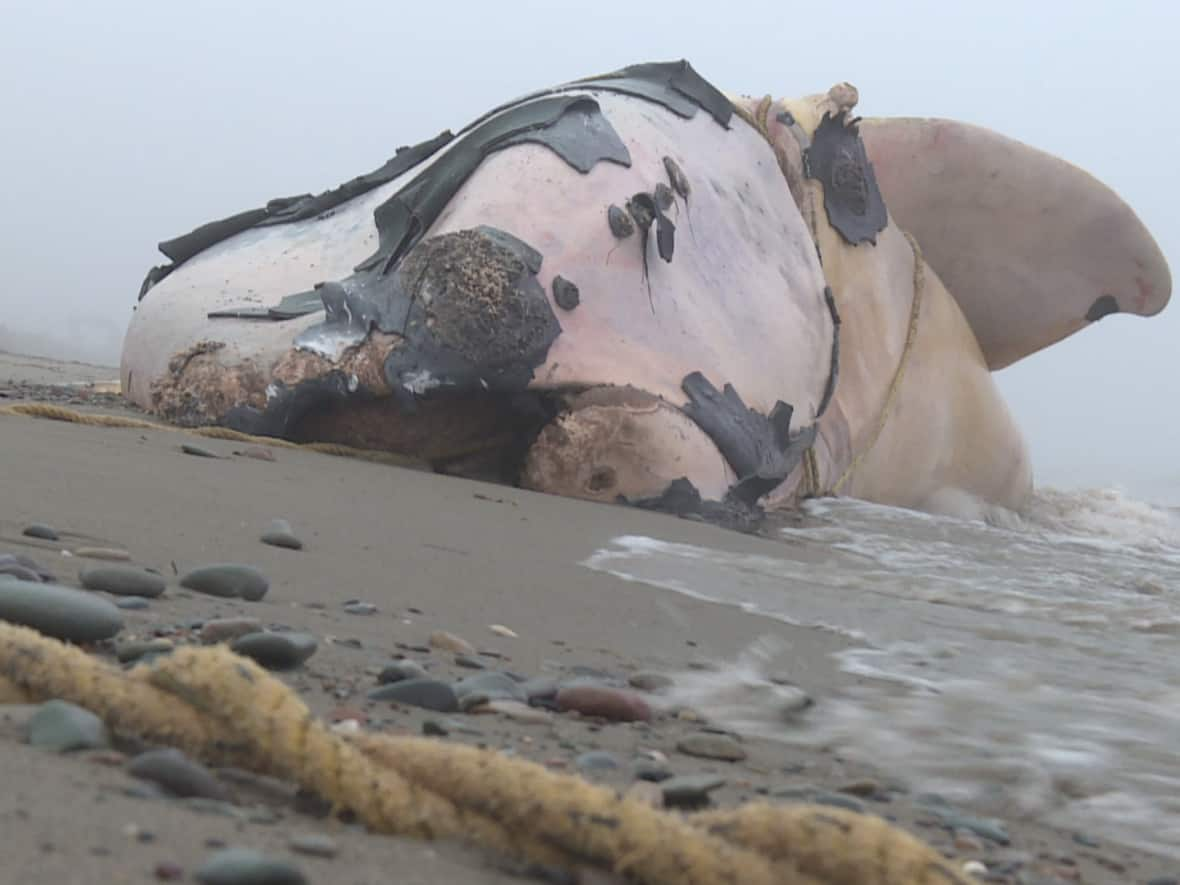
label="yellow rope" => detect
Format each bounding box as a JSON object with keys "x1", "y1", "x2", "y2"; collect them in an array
[
  {"x1": 0, "y1": 401, "x2": 426, "y2": 469},
  {"x1": 828, "y1": 231, "x2": 924, "y2": 496},
  {"x1": 0, "y1": 622, "x2": 976, "y2": 884}
]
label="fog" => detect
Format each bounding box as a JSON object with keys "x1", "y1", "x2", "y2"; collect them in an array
[{"x1": 1, "y1": 0, "x2": 1175, "y2": 499}]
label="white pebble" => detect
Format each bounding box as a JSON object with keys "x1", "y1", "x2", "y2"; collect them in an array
[
  {"x1": 488, "y1": 624, "x2": 518, "y2": 638},
  {"x1": 962, "y1": 860, "x2": 987, "y2": 877}
]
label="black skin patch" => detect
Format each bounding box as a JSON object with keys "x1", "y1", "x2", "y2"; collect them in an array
[
  {"x1": 622, "y1": 478, "x2": 766, "y2": 534},
  {"x1": 607, "y1": 204, "x2": 635, "y2": 239},
  {"x1": 1086, "y1": 294, "x2": 1120, "y2": 322},
  {"x1": 816, "y1": 286, "x2": 841, "y2": 419},
  {"x1": 654, "y1": 182, "x2": 675, "y2": 211},
  {"x1": 552, "y1": 276, "x2": 580, "y2": 310},
  {"x1": 143, "y1": 132, "x2": 455, "y2": 299},
  {"x1": 226, "y1": 227, "x2": 561, "y2": 437},
  {"x1": 805, "y1": 111, "x2": 888, "y2": 246},
  {"x1": 681, "y1": 372, "x2": 817, "y2": 506},
  {"x1": 156, "y1": 60, "x2": 736, "y2": 304},
  {"x1": 663, "y1": 156, "x2": 690, "y2": 199},
  {"x1": 624, "y1": 191, "x2": 676, "y2": 311}
]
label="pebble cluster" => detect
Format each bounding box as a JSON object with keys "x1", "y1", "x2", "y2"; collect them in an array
[{"x1": 0, "y1": 506, "x2": 1165, "y2": 885}]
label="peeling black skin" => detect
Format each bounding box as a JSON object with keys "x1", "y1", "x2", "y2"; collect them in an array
[
  {"x1": 1086, "y1": 294, "x2": 1120, "y2": 322},
  {"x1": 816, "y1": 285, "x2": 841, "y2": 419},
  {"x1": 358, "y1": 96, "x2": 629, "y2": 276},
  {"x1": 607, "y1": 204, "x2": 635, "y2": 239},
  {"x1": 143, "y1": 133, "x2": 455, "y2": 299},
  {"x1": 681, "y1": 372, "x2": 818, "y2": 506},
  {"x1": 145, "y1": 60, "x2": 735, "y2": 303},
  {"x1": 623, "y1": 477, "x2": 766, "y2": 534},
  {"x1": 654, "y1": 182, "x2": 675, "y2": 211},
  {"x1": 626, "y1": 193, "x2": 658, "y2": 311},
  {"x1": 226, "y1": 226, "x2": 561, "y2": 437},
  {"x1": 805, "y1": 111, "x2": 888, "y2": 246},
  {"x1": 662, "y1": 156, "x2": 690, "y2": 199},
  {"x1": 552, "y1": 276, "x2": 580, "y2": 310}
]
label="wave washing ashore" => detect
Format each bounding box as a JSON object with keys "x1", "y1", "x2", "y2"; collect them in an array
[{"x1": 584, "y1": 487, "x2": 1180, "y2": 862}]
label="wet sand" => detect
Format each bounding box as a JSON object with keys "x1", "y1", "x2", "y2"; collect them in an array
[{"x1": 0, "y1": 357, "x2": 1174, "y2": 884}]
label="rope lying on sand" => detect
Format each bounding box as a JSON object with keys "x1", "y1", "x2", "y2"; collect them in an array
[
  {"x1": 0, "y1": 622, "x2": 976, "y2": 884},
  {"x1": 0, "y1": 401, "x2": 425, "y2": 468}
]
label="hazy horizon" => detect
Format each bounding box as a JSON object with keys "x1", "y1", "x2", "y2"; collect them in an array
[{"x1": 2, "y1": 0, "x2": 1175, "y2": 500}]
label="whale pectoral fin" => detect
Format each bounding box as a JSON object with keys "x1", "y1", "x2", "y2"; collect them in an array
[{"x1": 860, "y1": 117, "x2": 1172, "y2": 370}]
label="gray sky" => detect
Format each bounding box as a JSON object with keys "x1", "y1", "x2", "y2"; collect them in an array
[{"x1": 2, "y1": 0, "x2": 1176, "y2": 499}]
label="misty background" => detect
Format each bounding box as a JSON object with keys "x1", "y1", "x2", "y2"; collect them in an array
[{"x1": 2, "y1": 0, "x2": 1175, "y2": 500}]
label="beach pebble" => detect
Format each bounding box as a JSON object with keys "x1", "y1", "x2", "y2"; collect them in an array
[
  {"x1": 454, "y1": 654, "x2": 485, "y2": 669},
  {"x1": 555, "y1": 684, "x2": 653, "y2": 722},
  {"x1": 199, "y1": 617, "x2": 264, "y2": 644},
  {"x1": 260, "y1": 519, "x2": 303, "y2": 551},
  {"x1": 342, "y1": 601, "x2": 376, "y2": 615},
  {"x1": 837, "y1": 778, "x2": 883, "y2": 798},
  {"x1": 628, "y1": 671, "x2": 674, "y2": 692},
  {"x1": 575, "y1": 751, "x2": 622, "y2": 773},
  {"x1": 288, "y1": 833, "x2": 338, "y2": 859},
  {"x1": 368, "y1": 678, "x2": 459, "y2": 712},
  {"x1": 116, "y1": 638, "x2": 174, "y2": 664},
  {"x1": 7, "y1": 553, "x2": 55, "y2": 581},
  {"x1": 488, "y1": 624, "x2": 518, "y2": 638},
  {"x1": 632, "y1": 759, "x2": 672, "y2": 782},
  {"x1": 181, "y1": 443, "x2": 221, "y2": 458},
  {"x1": 0, "y1": 561, "x2": 42, "y2": 582},
  {"x1": 473, "y1": 699, "x2": 552, "y2": 724},
  {"x1": 27, "y1": 700, "x2": 109, "y2": 753},
  {"x1": 920, "y1": 804, "x2": 1011, "y2": 845},
  {"x1": 954, "y1": 830, "x2": 985, "y2": 854},
  {"x1": 521, "y1": 676, "x2": 559, "y2": 703},
  {"x1": 128, "y1": 748, "x2": 228, "y2": 800},
  {"x1": 0, "y1": 578, "x2": 123, "y2": 641},
  {"x1": 231, "y1": 632, "x2": 317, "y2": 670},
  {"x1": 79, "y1": 565, "x2": 167, "y2": 598},
  {"x1": 74, "y1": 547, "x2": 132, "y2": 562},
  {"x1": 676, "y1": 733, "x2": 747, "y2": 762},
  {"x1": 453, "y1": 671, "x2": 527, "y2": 711},
  {"x1": 180, "y1": 564, "x2": 269, "y2": 601},
  {"x1": 429, "y1": 630, "x2": 476, "y2": 655},
  {"x1": 376, "y1": 660, "x2": 428, "y2": 684},
  {"x1": 660, "y1": 773, "x2": 727, "y2": 808},
  {"x1": 154, "y1": 860, "x2": 185, "y2": 880},
  {"x1": 22, "y1": 523, "x2": 59, "y2": 541},
  {"x1": 195, "y1": 848, "x2": 307, "y2": 885},
  {"x1": 115, "y1": 596, "x2": 152, "y2": 610},
  {"x1": 962, "y1": 860, "x2": 988, "y2": 877}
]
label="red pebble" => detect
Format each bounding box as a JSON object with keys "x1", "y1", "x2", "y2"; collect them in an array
[{"x1": 555, "y1": 684, "x2": 653, "y2": 722}]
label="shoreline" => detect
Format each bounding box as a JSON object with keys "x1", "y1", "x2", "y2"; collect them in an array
[{"x1": 0, "y1": 359, "x2": 1174, "y2": 884}]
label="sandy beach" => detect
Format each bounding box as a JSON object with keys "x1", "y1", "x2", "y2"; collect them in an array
[{"x1": 0, "y1": 352, "x2": 1174, "y2": 885}]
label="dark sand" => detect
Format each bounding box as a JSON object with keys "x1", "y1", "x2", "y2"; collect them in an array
[{"x1": 0, "y1": 356, "x2": 1173, "y2": 884}]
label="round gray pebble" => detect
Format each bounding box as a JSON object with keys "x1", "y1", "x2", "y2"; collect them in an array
[
  {"x1": 368, "y1": 678, "x2": 458, "y2": 712},
  {"x1": 0, "y1": 577, "x2": 123, "y2": 641},
  {"x1": 114, "y1": 596, "x2": 152, "y2": 610},
  {"x1": 231, "y1": 632, "x2": 318, "y2": 670},
  {"x1": 377, "y1": 660, "x2": 428, "y2": 684},
  {"x1": 676, "y1": 732, "x2": 747, "y2": 762},
  {"x1": 79, "y1": 565, "x2": 167, "y2": 598},
  {"x1": 660, "y1": 773, "x2": 727, "y2": 808},
  {"x1": 200, "y1": 617, "x2": 264, "y2": 644},
  {"x1": 453, "y1": 671, "x2": 527, "y2": 711},
  {"x1": 128, "y1": 748, "x2": 228, "y2": 800},
  {"x1": 342, "y1": 601, "x2": 376, "y2": 615},
  {"x1": 180, "y1": 564, "x2": 269, "y2": 601},
  {"x1": 27, "y1": 700, "x2": 109, "y2": 753},
  {"x1": 628, "y1": 671, "x2": 674, "y2": 692},
  {"x1": 195, "y1": 848, "x2": 307, "y2": 885},
  {"x1": 116, "y1": 638, "x2": 174, "y2": 664},
  {"x1": 575, "y1": 751, "x2": 622, "y2": 772},
  {"x1": 260, "y1": 519, "x2": 303, "y2": 551},
  {"x1": 22, "y1": 523, "x2": 59, "y2": 541},
  {"x1": 287, "y1": 833, "x2": 338, "y2": 858}
]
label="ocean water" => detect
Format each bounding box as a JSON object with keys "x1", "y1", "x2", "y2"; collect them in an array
[{"x1": 581, "y1": 486, "x2": 1180, "y2": 860}]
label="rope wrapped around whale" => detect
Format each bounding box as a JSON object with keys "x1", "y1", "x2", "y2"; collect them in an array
[{"x1": 0, "y1": 622, "x2": 975, "y2": 884}]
